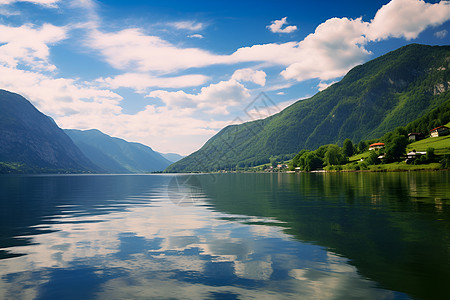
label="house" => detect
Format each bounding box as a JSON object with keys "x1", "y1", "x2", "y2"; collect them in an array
[
  {"x1": 405, "y1": 150, "x2": 426, "y2": 164},
  {"x1": 430, "y1": 126, "x2": 449, "y2": 137},
  {"x1": 408, "y1": 132, "x2": 425, "y2": 141},
  {"x1": 369, "y1": 142, "x2": 385, "y2": 151}
]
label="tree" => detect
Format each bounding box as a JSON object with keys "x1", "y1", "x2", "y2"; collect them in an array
[
  {"x1": 324, "y1": 145, "x2": 347, "y2": 166},
  {"x1": 440, "y1": 154, "x2": 450, "y2": 169},
  {"x1": 304, "y1": 152, "x2": 323, "y2": 171},
  {"x1": 292, "y1": 149, "x2": 308, "y2": 167},
  {"x1": 394, "y1": 126, "x2": 408, "y2": 137},
  {"x1": 270, "y1": 156, "x2": 277, "y2": 167},
  {"x1": 366, "y1": 149, "x2": 380, "y2": 165},
  {"x1": 384, "y1": 135, "x2": 409, "y2": 162},
  {"x1": 426, "y1": 147, "x2": 436, "y2": 162},
  {"x1": 343, "y1": 139, "x2": 354, "y2": 157},
  {"x1": 357, "y1": 141, "x2": 367, "y2": 154}
]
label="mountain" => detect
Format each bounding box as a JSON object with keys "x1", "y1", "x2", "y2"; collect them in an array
[
  {"x1": 167, "y1": 44, "x2": 450, "y2": 172},
  {"x1": 0, "y1": 90, "x2": 98, "y2": 173},
  {"x1": 65, "y1": 129, "x2": 171, "y2": 173},
  {"x1": 159, "y1": 152, "x2": 185, "y2": 163}
]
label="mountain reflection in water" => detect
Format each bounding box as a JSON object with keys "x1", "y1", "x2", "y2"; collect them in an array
[{"x1": 1, "y1": 172, "x2": 449, "y2": 299}]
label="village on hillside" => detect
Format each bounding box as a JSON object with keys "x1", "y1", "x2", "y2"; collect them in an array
[{"x1": 252, "y1": 124, "x2": 450, "y2": 173}]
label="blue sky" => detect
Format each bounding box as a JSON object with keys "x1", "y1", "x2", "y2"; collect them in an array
[{"x1": 0, "y1": 0, "x2": 449, "y2": 155}]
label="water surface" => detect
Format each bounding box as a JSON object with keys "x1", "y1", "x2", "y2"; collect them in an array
[{"x1": 0, "y1": 172, "x2": 449, "y2": 299}]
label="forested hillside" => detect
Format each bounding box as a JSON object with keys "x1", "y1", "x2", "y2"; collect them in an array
[{"x1": 167, "y1": 44, "x2": 450, "y2": 172}]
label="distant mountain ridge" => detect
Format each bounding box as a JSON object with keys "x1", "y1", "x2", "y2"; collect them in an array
[
  {"x1": 0, "y1": 90, "x2": 98, "y2": 173},
  {"x1": 0, "y1": 89, "x2": 174, "y2": 174},
  {"x1": 159, "y1": 152, "x2": 185, "y2": 163},
  {"x1": 167, "y1": 44, "x2": 450, "y2": 172},
  {"x1": 65, "y1": 129, "x2": 171, "y2": 173}
]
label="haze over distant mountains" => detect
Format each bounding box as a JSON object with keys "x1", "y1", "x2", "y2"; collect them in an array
[
  {"x1": 159, "y1": 153, "x2": 185, "y2": 163},
  {"x1": 0, "y1": 90, "x2": 174, "y2": 173},
  {"x1": 167, "y1": 44, "x2": 450, "y2": 172},
  {"x1": 65, "y1": 129, "x2": 171, "y2": 173}
]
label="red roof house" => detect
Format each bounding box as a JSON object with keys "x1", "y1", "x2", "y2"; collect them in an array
[
  {"x1": 430, "y1": 126, "x2": 449, "y2": 137},
  {"x1": 369, "y1": 142, "x2": 385, "y2": 150}
]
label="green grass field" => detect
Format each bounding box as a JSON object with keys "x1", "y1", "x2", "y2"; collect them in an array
[
  {"x1": 367, "y1": 162, "x2": 442, "y2": 171},
  {"x1": 253, "y1": 124, "x2": 450, "y2": 172},
  {"x1": 406, "y1": 135, "x2": 450, "y2": 155},
  {"x1": 345, "y1": 127, "x2": 450, "y2": 171}
]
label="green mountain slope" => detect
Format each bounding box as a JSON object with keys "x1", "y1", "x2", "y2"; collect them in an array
[
  {"x1": 167, "y1": 44, "x2": 450, "y2": 172},
  {"x1": 0, "y1": 90, "x2": 98, "y2": 173},
  {"x1": 65, "y1": 129, "x2": 171, "y2": 173}
]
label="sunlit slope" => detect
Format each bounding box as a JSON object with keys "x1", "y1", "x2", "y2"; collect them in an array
[{"x1": 167, "y1": 44, "x2": 450, "y2": 172}]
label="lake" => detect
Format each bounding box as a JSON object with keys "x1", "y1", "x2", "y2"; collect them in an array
[{"x1": 0, "y1": 172, "x2": 449, "y2": 299}]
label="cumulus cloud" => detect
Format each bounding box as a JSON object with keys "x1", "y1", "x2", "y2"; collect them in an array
[
  {"x1": 59, "y1": 104, "x2": 227, "y2": 155},
  {"x1": 0, "y1": 65, "x2": 122, "y2": 122},
  {"x1": 0, "y1": 23, "x2": 67, "y2": 71},
  {"x1": 148, "y1": 79, "x2": 250, "y2": 115},
  {"x1": 267, "y1": 17, "x2": 298, "y2": 33},
  {"x1": 275, "y1": 0, "x2": 450, "y2": 82},
  {"x1": 88, "y1": 0, "x2": 450, "y2": 83},
  {"x1": 367, "y1": 0, "x2": 450, "y2": 41},
  {"x1": 232, "y1": 68, "x2": 266, "y2": 86},
  {"x1": 280, "y1": 17, "x2": 370, "y2": 81},
  {"x1": 1, "y1": 0, "x2": 450, "y2": 155},
  {"x1": 97, "y1": 73, "x2": 209, "y2": 92},
  {"x1": 0, "y1": 64, "x2": 225, "y2": 154}
]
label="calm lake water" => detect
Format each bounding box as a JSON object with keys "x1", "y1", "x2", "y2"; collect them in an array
[{"x1": 0, "y1": 172, "x2": 449, "y2": 300}]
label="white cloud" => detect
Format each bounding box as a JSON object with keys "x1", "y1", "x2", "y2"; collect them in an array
[
  {"x1": 278, "y1": 0, "x2": 450, "y2": 82},
  {"x1": 69, "y1": 0, "x2": 100, "y2": 28},
  {"x1": 0, "y1": 0, "x2": 59, "y2": 7},
  {"x1": 232, "y1": 68, "x2": 266, "y2": 86},
  {"x1": 88, "y1": 28, "x2": 228, "y2": 73},
  {"x1": 367, "y1": 0, "x2": 450, "y2": 41},
  {"x1": 0, "y1": 66, "x2": 122, "y2": 118},
  {"x1": 58, "y1": 104, "x2": 227, "y2": 155},
  {"x1": 148, "y1": 79, "x2": 250, "y2": 115},
  {"x1": 88, "y1": 1, "x2": 450, "y2": 84},
  {"x1": 435, "y1": 29, "x2": 448, "y2": 39},
  {"x1": 188, "y1": 34, "x2": 204, "y2": 39},
  {"x1": 98, "y1": 73, "x2": 209, "y2": 92},
  {"x1": 229, "y1": 17, "x2": 370, "y2": 83},
  {"x1": 267, "y1": 17, "x2": 298, "y2": 33},
  {"x1": 0, "y1": 69, "x2": 250, "y2": 154},
  {"x1": 280, "y1": 17, "x2": 370, "y2": 81},
  {"x1": 317, "y1": 81, "x2": 338, "y2": 91},
  {"x1": 0, "y1": 65, "x2": 222, "y2": 155},
  {"x1": 1, "y1": 0, "x2": 450, "y2": 155},
  {"x1": 168, "y1": 21, "x2": 205, "y2": 31},
  {"x1": 0, "y1": 23, "x2": 67, "y2": 71}
]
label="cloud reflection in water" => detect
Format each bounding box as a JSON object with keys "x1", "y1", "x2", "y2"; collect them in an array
[{"x1": 0, "y1": 174, "x2": 408, "y2": 299}]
